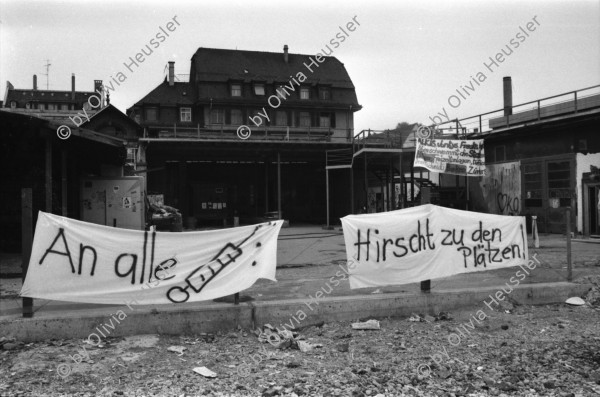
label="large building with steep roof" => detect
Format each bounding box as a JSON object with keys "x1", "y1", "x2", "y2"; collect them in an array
[{"x1": 127, "y1": 46, "x2": 363, "y2": 225}]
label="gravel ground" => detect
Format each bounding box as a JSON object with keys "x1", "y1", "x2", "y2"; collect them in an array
[{"x1": 1, "y1": 299, "x2": 600, "y2": 397}]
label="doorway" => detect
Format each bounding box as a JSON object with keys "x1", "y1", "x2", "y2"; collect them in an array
[{"x1": 586, "y1": 184, "x2": 600, "y2": 236}]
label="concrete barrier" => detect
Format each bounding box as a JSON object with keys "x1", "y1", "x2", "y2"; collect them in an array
[{"x1": 0, "y1": 282, "x2": 591, "y2": 342}]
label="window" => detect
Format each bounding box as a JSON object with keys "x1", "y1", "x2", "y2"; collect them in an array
[
  {"x1": 300, "y1": 87, "x2": 310, "y2": 100},
  {"x1": 25, "y1": 103, "x2": 31, "y2": 109},
  {"x1": 10, "y1": 101, "x2": 16, "y2": 109},
  {"x1": 319, "y1": 87, "x2": 331, "y2": 100},
  {"x1": 60, "y1": 104, "x2": 69, "y2": 111},
  {"x1": 231, "y1": 84, "x2": 242, "y2": 97},
  {"x1": 548, "y1": 161, "x2": 571, "y2": 207},
  {"x1": 134, "y1": 115, "x2": 141, "y2": 124},
  {"x1": 319, "y1": 113, "x2": 330, "y2": 128},
  {"x1": 254, "y1": 84, "x2": 265, "y2": 96},
  {"x1": 47, "y1": 104, "x2": 57, "y2": 110},
  {"x1": 276, "y1": 111, "x2": 287, "y2": 126},
  {"x1": 230, "y1": 109, "x2": 243, "y2": 125},
  {"x1": 38, "y1": 103, "x2": 45, "y2": 110},
  {"x1": 180, "y1": 107, "x2": 192, "y2": 122},
  {"x1": 523, "y1": 162, "x2": 543, "y2": 207},
  {"x1": 299, "y1": 112, "x2": 311, "y2": 127},
  {"x1": 145, "y1": 108, "x2": 157, "y2": 122},
  {"x1": 210, "y1": 109, "x2": 224, "y2": 124}
]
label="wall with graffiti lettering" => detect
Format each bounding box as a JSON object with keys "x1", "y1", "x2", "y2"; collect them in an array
[{"x1": 477, "y1": 162, "x2": 521, "y2": 215}]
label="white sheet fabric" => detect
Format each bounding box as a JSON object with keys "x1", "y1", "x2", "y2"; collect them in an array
[
  {"x1": 21, "y1": 212, "x2": 283, "y2": 304},
  {"x1": 341, "y1": 205, "x2": 528, "y2": 289}
]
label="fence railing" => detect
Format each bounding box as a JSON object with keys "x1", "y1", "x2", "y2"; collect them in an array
[
  {"x1": 430, "y1": 84, "x2": 600, "y2": 135},
  {"x1": 142, "y1": 124, "x2": 354, "y2": 143},
  {"x1": 352, "y1": 129, "x2": 404, "y2": 152}
]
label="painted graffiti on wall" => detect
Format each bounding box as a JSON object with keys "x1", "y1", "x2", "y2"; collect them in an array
[{"x1": 480, "y1": 162, "x2": 521, "y2": 215}]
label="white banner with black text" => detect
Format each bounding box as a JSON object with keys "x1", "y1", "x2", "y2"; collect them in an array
[
  {"x1": 21, "y1": 212, "x2": 283, "y2": 304},
  {"x1": 341, "y1": 205, "x2": 528, "y2": 289}
]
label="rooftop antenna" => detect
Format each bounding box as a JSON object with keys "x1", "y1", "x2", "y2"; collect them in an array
[{"x1": 43, "y1": 59, "x2": 51, "y2": 89}]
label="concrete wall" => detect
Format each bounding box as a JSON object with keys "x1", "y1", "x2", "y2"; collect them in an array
[{"x1": 576, "y1": 152, "x2": 600, "y2": 233}]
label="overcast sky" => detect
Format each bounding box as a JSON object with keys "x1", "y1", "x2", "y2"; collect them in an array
[{"x1": 1, "y1": 0, "x2": 598, "y2": 131}]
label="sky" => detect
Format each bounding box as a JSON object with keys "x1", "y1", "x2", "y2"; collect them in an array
[{"x1": 1, "y1": 0, "x2": 599, "y2": 132}]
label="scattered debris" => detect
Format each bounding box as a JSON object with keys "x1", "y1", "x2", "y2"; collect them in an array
[
  {"x1": 371, "y1": 288, "x2": 382, "y2": 294},
  {"x1": 192, "y1": 366, "x2": 217, "y2": 378},
  {"x1": 566, "y1": 297, "x2": 586, "y2": 306},
  {"x1": 351, "y1": 319, "x2": 380, "y2": 330},
  {"x1": 297, "y1": 341, "x2": 313, "y2": 353},
  {"x1": 584, "y1": 286, "x2": 600, "y2": 306},
  {"x1": 336, "y1": 342, "x2": 350, "y2": 352},
  {"x1": 167, "y1": 346, "x2": 186, "y2": 355},
  {"x1": 434, "y1": 312, "x2": 452, "y2": 321},
  {"x1": 408, "y1": 314, "x2": 422, "y2": 322}
]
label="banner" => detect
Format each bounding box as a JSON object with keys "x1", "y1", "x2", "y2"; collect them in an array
[
  {"x1": 21, "y1": 212, "x2": 283, "y2": 304},
  {"x1": 341, "y1": 204, "x2": 528, "y2": 289},
  {"x1": 414, "y1": 138, "x2": 486, "y2": 176}
]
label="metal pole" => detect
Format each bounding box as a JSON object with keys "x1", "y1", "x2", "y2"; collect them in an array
[
  {"x1": 265, "y1": 159, "x2": 269, "y2": 213},
  {"x1": 326, "y1": 168, "x2": 330, "y2": 228},
  {"x1": 277, "y1": 152, "x2": 281, "y2": 220},
  {"x1": 532, "y1": 215, "x2": 540, "y2": 248},
  {"x1": 61, "y1": 150, "x2": 67, "y2": 216},
  {"x1": 45, "y1": 137, "x2": 52, "y2": 212},
  {"x1": 421, "y1": 279, "x2": 431, "y2": 293},
  {"x1": 399, "y1": 152, "x2": 403, "y2": 209},
  {"x1": 410, "y1": 163, "x2": 415, "y2": 203},
  {"x1": 364, "y1": 153, "x2": 368, "y2": 212},
  {"x1": 21, "y1": 188, "x2": 33, "y2": 318},
  {"x1": 466, "y1": 176, "x2": 469, "y2": 210},
  {"x1": 386, "y1": 165, "x2": 390, "y2": 211},
  {"x1": 566, "y1": 207, "x2": 572, "y2": 281},
  {"x1": 350, "y1": 167, "x2": 354, "y2": 214}
]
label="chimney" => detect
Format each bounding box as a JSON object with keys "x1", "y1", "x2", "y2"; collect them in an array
[
  {"x1": 33, "y1": 75, "x2": 37, "y2": 90},
  {"x1": 503, "y1": 76, "x2": 512, "y2": 116},
  {"x1": 94, "y1": 80, "x2": 104, "y2": 107},
  {"x1": 168, "y1": 61, "x2": 175, "y2": 86},
  {"x1": 283, "y1": 45, "x2": 289, "y2": 63},
  {"x1": 71, "y1": 73, "x2": 75, "y2": 99}
]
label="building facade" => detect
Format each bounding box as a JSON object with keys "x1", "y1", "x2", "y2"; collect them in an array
[
  {"x1": 127, "y1": 46, "x2": 362, "y2": 225},
  {"x1": 463, "y1": 79, "x2": 600, "y2": 235}
]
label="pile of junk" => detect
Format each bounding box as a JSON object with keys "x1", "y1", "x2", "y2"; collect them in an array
[{"x1": 145, "y1": 195, "x2": 183, "y2": 232}]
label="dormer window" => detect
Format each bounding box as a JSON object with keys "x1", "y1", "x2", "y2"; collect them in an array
[
  {"x1": 231, "y1": 83, "x2": 242, "y2": 97},
  {"x1": 253, "y1": 83, "x2": 265, "y2": 96},
  {"x1": 145, "y1": 108, "x2": 158, "y2": 122},
  {"x1": 300, "y1": 87, "x2": 310, "y2": 100},
  {"x1": 319, "y1": 87, "x2": 331, "y2": 100}
]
